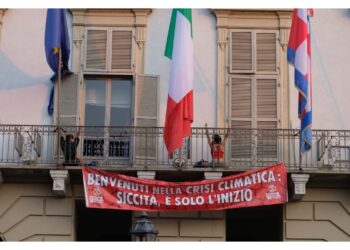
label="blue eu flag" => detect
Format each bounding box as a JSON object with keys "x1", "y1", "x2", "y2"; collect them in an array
[{"x1": 45, "y1": 9, "x2": 71, "y2": 116}]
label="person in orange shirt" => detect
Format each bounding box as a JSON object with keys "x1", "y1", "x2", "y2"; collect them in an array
[{"x1": 205, "y1": 123, "x2": 230, "y2": 168}]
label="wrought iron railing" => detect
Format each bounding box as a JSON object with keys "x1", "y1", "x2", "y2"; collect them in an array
[{"x1": 1, "y1": 125, "x2": 350, "y2": 172}]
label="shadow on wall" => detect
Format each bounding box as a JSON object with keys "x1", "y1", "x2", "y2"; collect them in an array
[
  {"x1": 0, "y1": 51, "x2": 53, "y2": 124},
  {"x1": 0, "y1": 51, "x2": 51, "y2": 91},
  {"x1": 338, "y1": 9, "x2": 350, "y2": 18}
]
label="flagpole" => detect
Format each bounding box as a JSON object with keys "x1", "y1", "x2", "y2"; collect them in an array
[
  {"x1": 179, "y1": 141, "x2": 183, "y2": 168},
  {"x1": 57, "y1": 48, "x2": 62, "y2": 166}
]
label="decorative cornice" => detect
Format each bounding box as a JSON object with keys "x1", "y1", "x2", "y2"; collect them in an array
[
  {"x1": 133, "y1": 9, "x2": 152, "y2": 27},
  {"x1": 212, "y1": 9, "x2": 293, "y2": 30},
  {"x1": 70, "y1": 9, "x2": 152, "y2": 27}
]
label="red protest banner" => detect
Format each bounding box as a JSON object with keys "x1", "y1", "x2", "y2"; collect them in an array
[{"x1": 82, "y1": 163, "x2": 288, "y2": 211}]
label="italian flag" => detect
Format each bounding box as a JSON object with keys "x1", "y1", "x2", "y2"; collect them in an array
[{"x1": 164, "y1": 9, "x2": 194, "y2": 154}]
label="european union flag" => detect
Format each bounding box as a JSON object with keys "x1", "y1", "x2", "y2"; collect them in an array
[{"x1": 45, "y1": 9, "x2": 71, "y2": 116}]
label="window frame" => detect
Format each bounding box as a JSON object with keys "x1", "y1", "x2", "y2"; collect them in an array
[
  {"x1": 81, "y1": 75, "x2": 135, "y2": 160},
  {"x1": 228, "y1": 29, "x2": 280, "y2": 163}
]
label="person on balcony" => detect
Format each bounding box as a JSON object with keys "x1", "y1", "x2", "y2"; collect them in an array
[
  {"x1": 58, "y1": 127, "x2": 81, "y2": 166},
  {"x1": 205, "y1": 123, "x2": 230, "y2": 168}
]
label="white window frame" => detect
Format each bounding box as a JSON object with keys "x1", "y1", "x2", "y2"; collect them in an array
[
  {"x1": 81, "y1": 76, "x2": 135, "y2": 160},
  {"x1": 229, "y1": 29, "x2": 280, "y2": 163}
]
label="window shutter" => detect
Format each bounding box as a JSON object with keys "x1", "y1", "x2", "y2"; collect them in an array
[
  {"x1": 111, "y1": 30, "x2": 133, "y2": 71},
  {"x1": 134, "y1": 74, "x2": 159, "y2": 164},
  {"x1": 57, "y1": 74, "x2": 79, "y2": 126},
  {"x1": 256, "y1": 78, "x2": 277, "y2": 119},
  {"x1": 231, "y1": 77, "x2": 252, "y2": 119},
  {"x1": 85, "y1": 29, "x2": 107, "y2": 71},
  {"x1": 230, "y1": 32, "x2": 253, "y2": 73},
  {"x1": 256, "y1": 32, "x2": 277, "y2": 73},
  {"x1": 256, "y1": 78, "x2": 278, "y2": 159},
  {"x1": 230, "y1": 76, "x2": 253, "y2": 159},
  {"x1": 231, "y1": 121, "x2": 252, "y2": 159},
  {"x1": 55, "y1": 74, "x2": 79, "y2": 160}
]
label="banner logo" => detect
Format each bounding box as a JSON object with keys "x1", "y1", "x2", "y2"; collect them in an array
[
  {"x1": 266, "y1": 184, "x2": 281, "y2": 200},
  {"x1": 89, "y1": 188, "x2": 104, "y2": 204}
]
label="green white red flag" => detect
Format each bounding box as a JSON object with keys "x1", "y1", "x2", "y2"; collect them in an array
[{"x1": 164, "y1": 9, "x2": 194, "y2": 154}]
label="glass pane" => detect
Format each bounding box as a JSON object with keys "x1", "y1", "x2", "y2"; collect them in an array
[
  {"x1": 110, "y1": 79, "x2": 132, "y2": 127},
  {"x1": 85, "y1": 79, "x2": 106, "y2": 133}
]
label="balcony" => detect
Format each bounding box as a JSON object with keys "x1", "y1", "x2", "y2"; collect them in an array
[{"x1": 0, "y1": 125, "x2": 350, "y2": 174}]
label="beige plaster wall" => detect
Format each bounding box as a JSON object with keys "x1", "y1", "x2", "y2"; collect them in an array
[
  {"x1": 0, "y1": 183, "x2": 79, "y2": 241},
  {"x1": 284, "y1": 188, "x2": 350, "y2": 241},
  {"x1": 133, "y1": 210, "x2": 226, "y2": 241}
]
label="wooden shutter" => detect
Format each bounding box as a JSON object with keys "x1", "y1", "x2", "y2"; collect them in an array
[
  {"x1": 256, "y1": 78, "x2": 277, "y2": 119},
  {"x1": 256, "y1": 32, "x2": 277, "y2": 73},
  {"x1": 230, "y1": 31, "x2": 253, "y2": 73},
  {"x1": 231, "y1": 76, "x2": 252, "y2": 119},
  {"x1": 134, "y1": 75, "x2": 159, "y2": 163},
  {"x1": 111, "y1": 30, "x2": 133, "y2": 71},
  {"x1": 256, "y1": 78, "x2": 278, "y2": 159},
  {"x1": 54, "y1": 74, "x2": 79, "y2": 160},
  {"x1": 230, "y1": 76, "x2": 253, "y2": 159},
  {"x1": 57, "y1": 74, "x2": 79, "y2": 126},
  {"x1": 85, "y1": 29, "x2": 107, "y2": 71}
]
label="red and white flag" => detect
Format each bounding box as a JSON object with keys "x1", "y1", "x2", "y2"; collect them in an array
[{"x1": 164, "y1": 9, "x2": 194, "y2": 154}]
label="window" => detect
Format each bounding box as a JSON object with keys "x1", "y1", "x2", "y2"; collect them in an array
[
  {"x1": 229, "y1": 30, "x2": 279, "y2": 163},
  {"x1": 62, "y1": 9, "x2": 157, "y2": 166},
  {"x1": 83, "y1": 77, "x2": 133, "y2": 158}
]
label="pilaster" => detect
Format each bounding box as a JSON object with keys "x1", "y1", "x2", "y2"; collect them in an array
[
  {"x1": 277, "y1": 11, "x2": 293, "y2": 129},
  {"x1": 133, "y1": 9, "x2": 151, "y2": 74},
  {"x1": 0, "y1": 9, "x2": 7, "y2": 42}
]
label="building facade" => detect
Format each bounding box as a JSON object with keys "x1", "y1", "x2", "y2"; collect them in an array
[{"x1": 1, "y1": 8, "x2": 350, "y2": 241}]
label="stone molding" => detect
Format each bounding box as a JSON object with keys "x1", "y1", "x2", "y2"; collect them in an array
[
  {"x1": 291, "y1": 174, "x2": 310, "y2": 201},
  {"x1": 204, "y1": 172, "x2": 223, "y2": 180},
  {"x1": 137, "y1": 171, "x2": 156, "y2": 180},
  {"x1": 50, "y1": 170, "x2": 70, "y2": 197}
]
